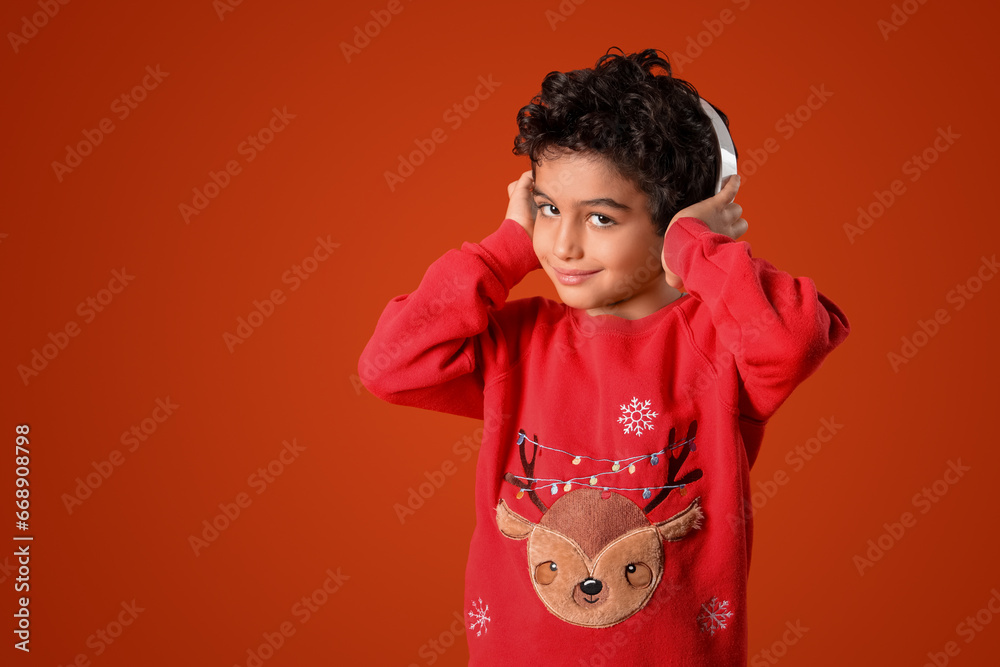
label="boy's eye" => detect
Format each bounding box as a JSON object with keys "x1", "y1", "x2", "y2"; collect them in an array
[
  {"x1": 588, "y1": 213, "x2": 615, "y2": 228},
  {"x1": 536, "y1": 204, "x2": 616, "y2": 228}
]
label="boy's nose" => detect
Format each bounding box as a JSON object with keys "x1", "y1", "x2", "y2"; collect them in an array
[{"x1": 553, "y1": 220, "x2": 583, "y2": 259}]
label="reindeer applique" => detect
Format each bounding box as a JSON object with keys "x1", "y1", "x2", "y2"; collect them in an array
[{"x1": 495, "y1": 422, "x2": 703, "y2": 628}]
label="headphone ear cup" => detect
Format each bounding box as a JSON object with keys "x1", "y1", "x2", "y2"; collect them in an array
[{"x1": 698, "y1": 98, "x2": 738, "y2": 194}]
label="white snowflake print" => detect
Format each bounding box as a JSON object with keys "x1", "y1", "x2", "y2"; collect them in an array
[
  {"x1": 618, "y1": 397, "x2": 658, "y2": 436},
  {"x1": 468, "y1": 597, "x2": 491, "y2": 637},
  {"x1": 697, "y1": 597, "x2": 734, "y2": 636}
]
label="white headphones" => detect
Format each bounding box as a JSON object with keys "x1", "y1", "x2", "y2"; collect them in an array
[{"x1": 698, "y1": 98, "x2": 738, "y2": 194}]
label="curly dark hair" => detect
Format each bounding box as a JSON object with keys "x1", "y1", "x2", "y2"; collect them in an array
[{"x1": 512, "y1": 47, "x2": 736, "y2": 236}]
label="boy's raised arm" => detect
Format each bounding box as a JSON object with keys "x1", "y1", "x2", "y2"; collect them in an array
[
  {"x1": 662, "y1": 178, "x2": 851, "y2": 424},
  {"x1": 357, "y1": 216, "x2": 540, "y2": 420}
]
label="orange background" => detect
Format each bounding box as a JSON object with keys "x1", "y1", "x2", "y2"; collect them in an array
[{"x1": 3, "y1": 0, "x2": 999, "y2": 665}]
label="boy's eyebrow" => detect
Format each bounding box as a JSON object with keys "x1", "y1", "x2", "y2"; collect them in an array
[{"x1": 531, "y1": 188, "x2": 632, "y2": 211}]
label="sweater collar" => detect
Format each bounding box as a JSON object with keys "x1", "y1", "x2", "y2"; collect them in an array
[{"x1": 568, "y1": 293, "x2": 690, "y2": 335}]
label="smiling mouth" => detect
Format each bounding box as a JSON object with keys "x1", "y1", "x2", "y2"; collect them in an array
[
  {"x1": 551, "y1": 265, "x2": 601, "y2": 286},
  {"x1": 552, "y1": 267, "x2": 601, "y2": 276},
  {"x1": 584, "y1": 596, "x2": 599, "y2": 604}
]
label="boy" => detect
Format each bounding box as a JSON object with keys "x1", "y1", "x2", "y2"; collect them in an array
[{"x1": 359, "y1": 47, "x2": 850, "y2": 666}]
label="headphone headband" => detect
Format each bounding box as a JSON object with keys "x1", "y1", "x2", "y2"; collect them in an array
[{"x1": 698, "y1": 98, "x2": 738, "y2": 194}]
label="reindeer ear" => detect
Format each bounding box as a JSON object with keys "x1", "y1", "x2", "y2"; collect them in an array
[
  {"x1": 496, "y1": 499, "x2": 535, "y2": 540},
  {"x1": 655, "y1": 497, "x2": 705, "y2": 542}
]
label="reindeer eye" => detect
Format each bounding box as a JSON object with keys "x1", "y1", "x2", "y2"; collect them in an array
[
  {"x1": 625, "y1": 563, "x2": 652, "y2": 588},
  {"x1": 535, "y1": 561, "x2": 558, "y2": 585}
]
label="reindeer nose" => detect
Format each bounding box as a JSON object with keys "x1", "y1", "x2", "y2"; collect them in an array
[{"x1": 580, "y1": 578, "x2": 603, "y2": 596}]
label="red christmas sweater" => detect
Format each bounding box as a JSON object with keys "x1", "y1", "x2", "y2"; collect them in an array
[{"x1": 359, "y1": 216, "x2": 850, "y2": 666}]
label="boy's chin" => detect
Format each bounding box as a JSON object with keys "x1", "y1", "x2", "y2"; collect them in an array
[{"x1": 553, "y1": 286, "x2": 615, "y2": 312}]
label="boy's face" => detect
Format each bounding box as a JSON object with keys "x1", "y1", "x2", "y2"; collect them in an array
[{"x1": 530, "y1": 149, "x2": 680, "y2": 320}]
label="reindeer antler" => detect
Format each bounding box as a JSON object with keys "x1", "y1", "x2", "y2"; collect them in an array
[
  {"x1": 643, "y1": 420, "x2": 703, "y2": 514},
  {"x1": 503, "y1": 428, "x2": 549, "y2": 514}
]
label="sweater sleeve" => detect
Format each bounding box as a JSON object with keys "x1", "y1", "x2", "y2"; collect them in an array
[
  {"x1": 358, "y1": 218, "x2": 541, "y2": 420},
  {"x1": 663, "y1": 217, "x2": 851, "y2": 423}
]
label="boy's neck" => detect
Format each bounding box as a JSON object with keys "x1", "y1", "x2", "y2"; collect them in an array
[{"x1": 584, "y1": 281, "x2": 684, "y2": 320}]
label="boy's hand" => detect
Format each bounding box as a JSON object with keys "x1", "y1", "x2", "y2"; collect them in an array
[
  {"x1": 662, "y1": 175, "x2": 748, "y2": 289},
  {"x1": 669, "y1": 174, "x2": 747, "y2": 240},
  {"x1": 505, "y1": 170, "x2": 538, "y2": 239}
]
